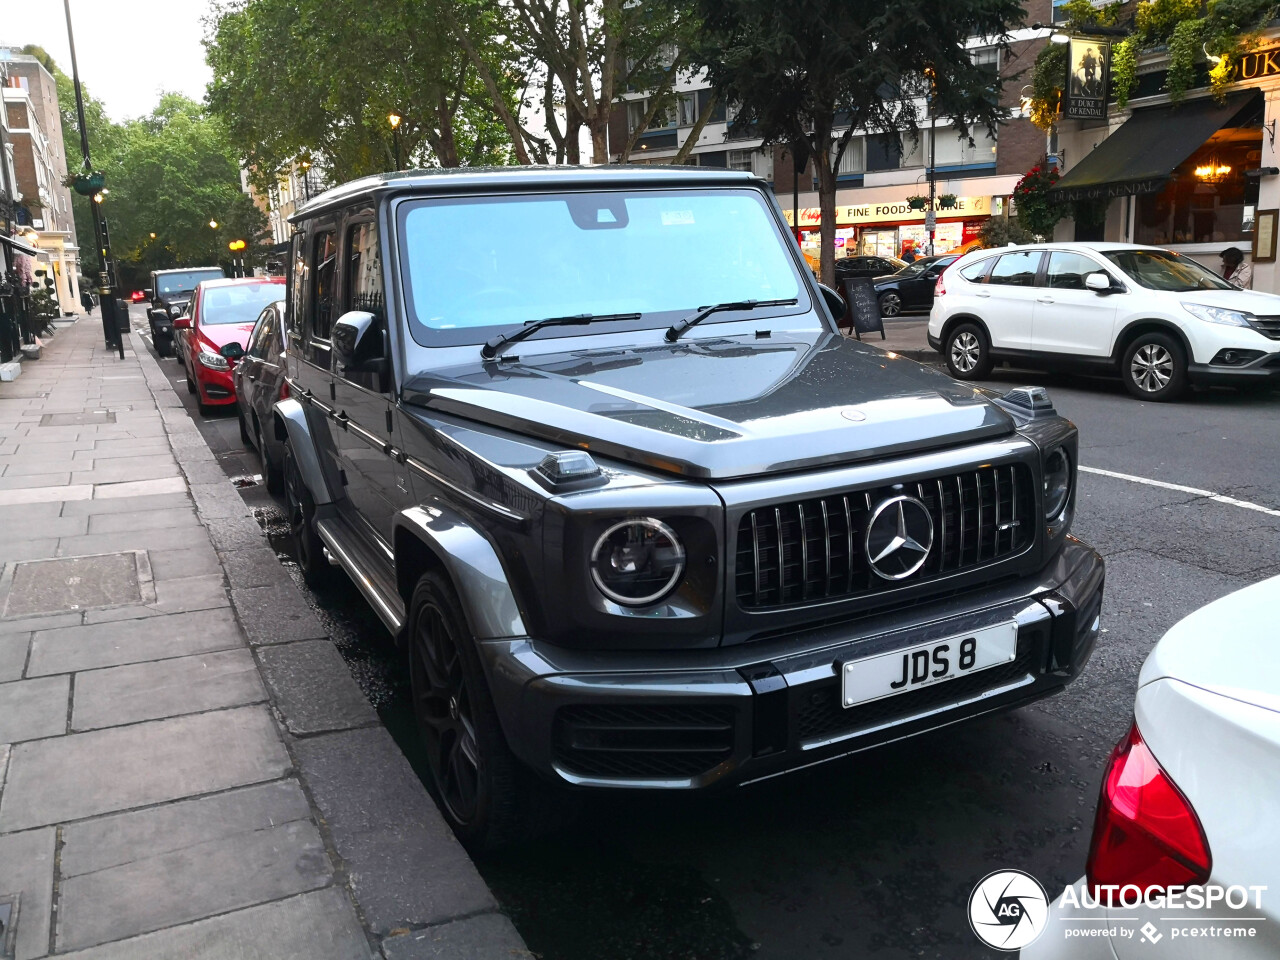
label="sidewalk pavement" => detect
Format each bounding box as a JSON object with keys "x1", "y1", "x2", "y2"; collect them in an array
[
  {"x1": 844, "y1": 317, "x2": 937, "y2": 363},
  {"x1": 0, "y1": 318, "x2": 529, "y2": 959}
]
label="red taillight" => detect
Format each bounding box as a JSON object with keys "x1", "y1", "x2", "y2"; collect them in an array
[
  {"x1": 934, "y1": 272, "x2": 947, "y2": 297},
  {"x1": 279, "y1": 378, "x2": 290, "y2": 401},
  {"x1": 1086, "y1": 723, "x2": 1211, "y2": 901}
]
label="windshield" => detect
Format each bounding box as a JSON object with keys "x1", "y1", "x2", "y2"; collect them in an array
[
  {"x1": 200, "y1": 282, "x2": 285, "y2": 325},
  {"x1": 894, "y1": 257, "x2": 943, "y2": 278},
  {"x1": 1103, "y1": 250, "x2": 1234, "y2": 292},
  {"x1": 155, "y1": 269, "x2": 224, "y2": 296},
  {"x1": 399, "y1": 188, "x2": 806, "y2": 346}
]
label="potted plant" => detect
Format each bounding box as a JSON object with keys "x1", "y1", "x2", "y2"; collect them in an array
[
  {"x1": 906, "y1": 195, "x2": 929, "y2": 211},
  {"x1": 938, "y1": 193, "x2": 958, "y2": 209}
]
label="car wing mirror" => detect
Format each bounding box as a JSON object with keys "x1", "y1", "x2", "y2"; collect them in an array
[
  {"x1": 331, "y1": 310, "x2": 386, "y2": 376},
  {"x1": 220, "y1": 342, "x2": 245, "y2": 360},
  {"x1": 817, "y1": 283, "x2": 846, "y2": 323},
  {"x1": 1085, "y1": 272, "x2": 1111, "y2": 293},
  {"x1": 173, "y1": 316, "x2": 191, "y2": 330}
]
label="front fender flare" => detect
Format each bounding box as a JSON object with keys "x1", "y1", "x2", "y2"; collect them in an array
[
  {"x1": 395, "y1": 504, "x2": 527, "y2": 640},
  {"x1": 272, "y1": 397, "x2": 334, "y2": 505}
]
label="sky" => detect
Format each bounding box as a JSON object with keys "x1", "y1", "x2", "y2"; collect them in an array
[{"x1": 1, "y1": 0, "x2": 214, "y2": 121}]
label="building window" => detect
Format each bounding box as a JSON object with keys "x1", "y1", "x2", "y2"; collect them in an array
[
  {"x1": 931, "y1": 127, "x2": 998, "y2": 166},
  {"x1": 727, "y1": 149, "x2": 753, "y2": 171},
  {"x1": 677, "y1": 93, "x2": 698, "y2": 127},
  {"x1": 866, "y1": 133, "x2": 901, "y2": 171},
  {"x1": 836, "y1": 137, "x2": 866, "y2": 175},
  {"x1": 971, "y1": 47, "x2": 1000, "y2": 75},
  {"x1": 1134, "y1": 131, "x2": 1262, "y2": 245}
]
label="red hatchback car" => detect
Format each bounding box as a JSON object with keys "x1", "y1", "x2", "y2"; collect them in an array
[{"x1": 175, "y1": 277, "x2": 285, "y2": 414}]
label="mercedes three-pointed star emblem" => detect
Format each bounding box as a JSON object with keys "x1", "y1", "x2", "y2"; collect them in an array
[{"x1": 865, "y1": 494, "x2": 934, "y2": 580}]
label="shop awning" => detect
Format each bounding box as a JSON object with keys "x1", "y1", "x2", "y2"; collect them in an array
[
  {"x1": 1049, "y1": 93, "x2": 1257, "y2": 202},
  {"x1": 0, "y1": 233, "x2": 39, "y2": 257}
]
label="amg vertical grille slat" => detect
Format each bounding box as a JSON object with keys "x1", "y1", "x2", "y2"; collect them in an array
[{"x1": 736, "y1": 463, "x2": 1034, "y2": 610}]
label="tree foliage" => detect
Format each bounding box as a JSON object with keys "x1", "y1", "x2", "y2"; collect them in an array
[{"x1": 692, "y1": 0, "x2": 1022, "y2": 284}]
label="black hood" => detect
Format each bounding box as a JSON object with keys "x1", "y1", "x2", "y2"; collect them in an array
[{"x1": 402, "y1": 332, "x2": 1014, "y2": 480}]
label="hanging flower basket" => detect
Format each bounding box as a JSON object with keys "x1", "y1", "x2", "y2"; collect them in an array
[
  {"x1": 906, "y1": 196, "x2": 929, "y2": 211},
  {"x1": 938, "y1": 194, "x2": 958, "y2": 209}
]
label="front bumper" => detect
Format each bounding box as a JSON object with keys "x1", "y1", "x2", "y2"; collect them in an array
[
  {"x1": 479, "y1": 537, "x2": 1104, "y2": 790},
  {"x1": 1188, "y1": 353, "x2": 1280, "y2": 387},
  {"x1": 194, "y1": 362, "x2": 238, "y2": 405}
]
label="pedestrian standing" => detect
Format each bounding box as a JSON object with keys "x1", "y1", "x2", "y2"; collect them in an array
[{"x1": 1220, "y1": 247, "x2": 1253, "y2": 289}]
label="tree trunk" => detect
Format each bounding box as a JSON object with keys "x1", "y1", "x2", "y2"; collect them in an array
[
  {"x1": 817, "y1": 148, "x2": 837, "y2": 287},
  {"x1": 589, "y1": 120, "x2": 609, "y2": 164},
  {"x1": 671, "y1": 91, "x2": 719, "y2": 165}
]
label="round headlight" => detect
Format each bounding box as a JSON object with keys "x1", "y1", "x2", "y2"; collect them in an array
[
  {"x1": 590, "y1": 518, "x2": 685, "y2": 606},
  {"x1": 1043, "y1": 447, "x2": 1071, "y2": 520}
]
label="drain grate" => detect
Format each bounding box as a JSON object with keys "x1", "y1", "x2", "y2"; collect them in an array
[
  {"x1": 39, "y1": 411, "x2": 116, "y2": 426},
  {"x1": 3, "y1": 553, "x2": 142, "y2": 618}
]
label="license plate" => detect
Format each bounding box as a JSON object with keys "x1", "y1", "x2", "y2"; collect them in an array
[{"x1": 840, "y1": 621, "x2": 1018, "y2": 709}]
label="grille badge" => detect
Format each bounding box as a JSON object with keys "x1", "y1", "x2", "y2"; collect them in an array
[{"x1": 865, "y1": 495, "x2": 934, "y2": 580}]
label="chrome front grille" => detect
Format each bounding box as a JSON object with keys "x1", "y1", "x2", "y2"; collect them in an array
[
  {"x1": 1250, "y1": 316, "x2": 1280, "y2": 340},
  {"x1": 734, "y1": 463, "x2": 1035, "y2": 610}
]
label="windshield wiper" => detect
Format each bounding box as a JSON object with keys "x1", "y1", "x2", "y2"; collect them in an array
[
  {"x1": 664, "y1": 298, "x2": 799, "y2": 343},
  {"x1": 481, "y1": 312, "x2": 642, "y2": 360}
]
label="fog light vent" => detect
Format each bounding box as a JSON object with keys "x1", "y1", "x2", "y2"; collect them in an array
[{"x1": 1211, "y1": 348, "x2": 1263, "y2": 366}]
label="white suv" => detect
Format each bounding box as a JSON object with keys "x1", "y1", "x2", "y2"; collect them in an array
[{"x1": 928, "y1": 242, "x2": 1280, "y2": 401}]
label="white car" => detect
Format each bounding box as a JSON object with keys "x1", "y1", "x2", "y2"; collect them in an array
[
  {"x1": 1023, "y1": 575, "x2": 1280, "y2": 958},
  {"x1": 927, "y1": 243, "x2": 1280, "y2": 401}
]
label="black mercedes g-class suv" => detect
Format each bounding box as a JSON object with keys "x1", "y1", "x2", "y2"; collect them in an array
[
  {"x1": 271, "y1": 167, "x2": 1104, "y2": 851},
  {"x1": 148, "y1": 266, "x2": 224, "y2": 356}
]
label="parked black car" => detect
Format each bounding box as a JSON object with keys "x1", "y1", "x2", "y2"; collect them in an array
[
  {"x1": 232, "y1": 300, "x2": 288, "y2": 493},
  {"x1": 872, "y1": 254, "x2": 959, "y2": 317},
  {"x1": 148, "y1": 267, "x2": 224, "y2": 357},
  {"x1": 275, "y1": 168, "x2": 1103, "y2": 852},
  {"x1": 834, "y1": 255, "x2": 906, "y2": 284}
]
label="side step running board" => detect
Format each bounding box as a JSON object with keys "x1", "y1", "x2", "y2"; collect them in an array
[{"x1": 315, "y1": 518, "x2": 406, "y2": 635}]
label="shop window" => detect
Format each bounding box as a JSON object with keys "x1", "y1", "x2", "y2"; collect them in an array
[
  {"x1": 1134, "y1": 130, "x2": 1261, "y2": 246},
  {"x1": 987, "y1": 251, "x2": 1042, "y2": 286},
  {"x1": 1046, "y1": 252, "x2": 1106, "y2": 290}
]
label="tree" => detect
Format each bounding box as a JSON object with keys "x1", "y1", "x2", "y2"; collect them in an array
[
  {"x1": 693, "y1": 0, "x2": 1023, "y2": 285},
  {"x1": 205, "y1": 0, "x2": 519, "y2": 191}
]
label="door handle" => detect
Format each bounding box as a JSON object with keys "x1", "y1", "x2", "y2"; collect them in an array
[
  {"x1": 1036, "y1": 297, "x2": 1054, "y2": 304},
  {"x1": 976, "y1": 291, "x2": 991, "y2": 298}
]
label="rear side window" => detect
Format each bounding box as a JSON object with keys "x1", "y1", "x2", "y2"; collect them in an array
[
  {"x1": 959, "y1": 258, "x2": 993, "y2": 282},
  {"x1": 344, "y1": 222, "x2": 384, "y2": 320},
  {"x1": 1046, "y1": 252, "x2": 1104, "y2": 290},
  {"x1": 988, "y1": 252, "x2": 1042, "y2": 287},
  {"x1": 288, "y1": 232, "x2": 307, "y2": 337},
  {"x1": 311, "y1": 231, "x2": 337, "y2": 341}
]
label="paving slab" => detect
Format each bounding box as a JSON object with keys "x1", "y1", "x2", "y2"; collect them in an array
[
  {"x1": 0, "y1": 473, "x2": 70, "y2": 490},
  {"x1": 0, "y1": 538, "x2": 60, "y2": 564},
  {"x1": 381, "y1": 914, "x2": 532, "y2": 960},
  {"x1": 0, "y1": 612, "x2": 82, "y2": 638},
  {"x1": 0, "y1": 705, "x2": 289, "y2": 832},
  {"x1": 71, "y1": 456, "x2": 179, "y2": 486},
  {"x1": 0, "y1": 501, "x2": 63, "y2": 521},
  {"x1": 0, "y1": 635, "x2": 30, "y2": 682},
  {"x1": 256, "y1": 641, "x2": 377, "y2": 734},
  {"x1": 92, "y1": 477, "x2": 185, "y2": 499},
  {"x1": 59, "y1": 491, "x2": 189, "y2": 517},
  {"x1": 87, "y1": 507, "x2": 199, "y2": 534},
  {"x1": 146, "y1": 544, "x2": 223, "y2": 581},
  {"x1": 0, "y1": 484, "x2": 92, "y2": 506},
  {"x1": 3, "y1": 553, "x2": 141, "y2": 618},
  {"x1": 233, "y1": 582, "x2": 329, "y2": 645},
  {"x1": 81, "y1": 574, "x2": 227, "y2": 625},
  {"x1": 72, "y1": 648, "x2": 265, "y2": 731},
  {"x1": 54, "y1": 887, "x2": 372, "y2": 960},
  {"x1": 293, "y1": 726, "x2": 497, "y2": 934},
  {"x1": 56, "y1": 526, "x2": 197, "y2": 558},
  {"x1": 58, "y1": 815, "x2": 329, "y2": 951},
  {"x1": 220, "y1": 546, "x2": 292, "y2": 590},
  {"x1": 0, "y1": 827, "x2": 55, "y2": 960},
  {"x1": 26, "y1": 609, "x2": 242, "y2": 676},
  {"x1": 0, "y1": 676, "x2": 70, "y2": 743}
]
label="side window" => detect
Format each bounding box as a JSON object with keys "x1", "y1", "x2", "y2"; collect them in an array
[
  {"x1": 249, "y1": 309, "x2": 277, "y2": 359},
  {"x1": 959, "y1": 258, "x2": 993, "y2": 283},
  {"x1": 339, "y1": 221, "x2": 386, "y2": 392},
  {"x1": 987, "y1": 252, "x2": 1041, "y2": 287},
  {"x1": 1046, "y1": 252, "x2": 1105, "y2": 290},
  {"x1": 311, "y1": 230, "x2": 337, "y2": 341},
  {"x1": 288, "y1": 231, "x2": 307, "y2": 337}
]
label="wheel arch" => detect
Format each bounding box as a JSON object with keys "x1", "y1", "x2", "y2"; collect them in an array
[
  {"x1": 1111, "y1": 319, "x2": 1193, "y2": 365},
  {"x1": 939, "y1": 313, "x2": 991, "y2": 346},
  {"x1": 393, "y1": 504, "x2": 528, "y2": 642},
  {"x1": 272, "y1": 397, "x2": 334, "y2": 505}
]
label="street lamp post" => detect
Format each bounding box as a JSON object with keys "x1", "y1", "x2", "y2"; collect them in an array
[
  {"x1": 300, "y1": 160, "x2": 311, "y2": 202},
  {"x1": 64, "y1": 0, "x2": 123, "y2": 358},
  {"x1": 388, "y1": 113, "x2": 402, "y2": 172}
]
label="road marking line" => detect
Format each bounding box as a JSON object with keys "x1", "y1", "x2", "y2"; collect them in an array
[{"x1": 1081, "y1": 465, "x2": 1280, "y2": 518}]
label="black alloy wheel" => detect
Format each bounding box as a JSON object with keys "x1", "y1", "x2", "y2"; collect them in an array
[
  {"x1": 878, "y1": 291, "x2": 902, "y2": 318},
  {"x1": 283, "y1": 439, "x2": 336, "y2": 588},
  {"x1": 1122, "y1": 331, "x2": 1187, "y2": 402},
  {"x1": 407, "y1": 571, "x2": 532, "y2": 853},
  {"x1": 944, "y1": 322, "x2": 994, "y2": 380}
]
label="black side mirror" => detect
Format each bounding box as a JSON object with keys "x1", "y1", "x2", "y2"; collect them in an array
[
  {"x1": 817, "y1": 283, "x2": 846, "y2": 323},
  {"x1": 332, "y1": 310, "x2": 388, "y2": 380},
  {"x1": 220, "y1": 342, "x2": 245, "y2": 360}
]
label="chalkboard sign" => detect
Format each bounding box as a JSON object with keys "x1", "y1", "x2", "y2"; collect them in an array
[{"x1": 842, "y1": 277, "x2": 884, "y2": 340}]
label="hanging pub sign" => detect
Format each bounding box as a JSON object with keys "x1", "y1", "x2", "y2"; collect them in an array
[{"x1": 1062, "y1": 38, "x2": 1110, "y2": 121}]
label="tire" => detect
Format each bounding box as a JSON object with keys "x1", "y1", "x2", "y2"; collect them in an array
[
  {"x1": 944, "y1": 322, "x2": 993, "y2": 380},
  {"x1": 256, "y1": 415, "x2": 284, "y2": 495},
  {"x1": 878, "y1": 291, "x2": 902, "y2": 318},
  {"x1": 407, "y1": 570, "x2": 560, "y2": 853},
  {"x1": 238, "y1": 405, "x2": 252, "y2": 446},
  {"x1": 185, "y1": 363, "x2": 196, "y2": 395},
  {"x1": 1122, "y1": 331, "x2": 1187, "y2": 402},
  {"x1": 283, "y1": 438, "x2": 337, "y2": 588},
  {"x1": 155, "y1": 336, "x2": 172, "y2": 359}
]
